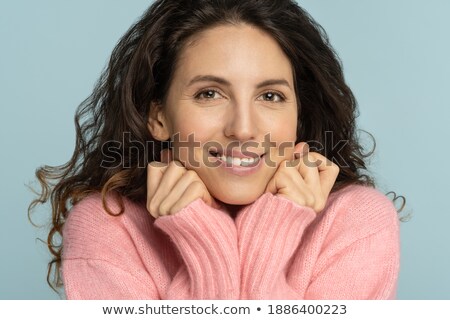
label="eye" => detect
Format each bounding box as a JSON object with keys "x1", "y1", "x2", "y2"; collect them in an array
[
  {"x1": 258, "y1": 91, "x2": 286, "y2": 103},
  {"x1": 194, "y1": 89, "x2": 223, "y2": 100}
]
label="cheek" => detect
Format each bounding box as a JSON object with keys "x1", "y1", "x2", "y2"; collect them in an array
[
  {"x1": 272, "y1": 115, "x2": 297, "y2": 141},
  {"x1": 270, "y1": 119, "x2": 298, "y2": 160},
  {"x1": 170, "y1": 109, "x2": 216, "y2": 138},
  {"x1": 169, "y1": 121, "x2": 214, "y2": 169}
]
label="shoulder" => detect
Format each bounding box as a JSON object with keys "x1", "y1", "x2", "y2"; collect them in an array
[
  {"x1": 64, "y1": 191, "x2": 151, "y2": 235},
  {"x1": 322, "y1": 184, "x2": 399, "y2": 239},
  {"x1": 63, "y1": 191, "x2": 155, "y2": 260},
  {"x1": 330, "y1": 184, "x2": 397, "y2": 214}
]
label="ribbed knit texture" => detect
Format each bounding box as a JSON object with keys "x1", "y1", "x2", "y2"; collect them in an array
[{"x1": 62, "y1": 184, "x2": 400, "y2": 300}]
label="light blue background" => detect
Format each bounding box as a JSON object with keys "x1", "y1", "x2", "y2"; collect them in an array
[{"x1": 1, "y1": 1, "x2": 449, "y2": 299}]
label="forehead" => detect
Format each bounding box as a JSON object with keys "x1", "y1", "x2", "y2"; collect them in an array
[{"x1": 173, "y1": 24, "x2": 294, "y2": 85}]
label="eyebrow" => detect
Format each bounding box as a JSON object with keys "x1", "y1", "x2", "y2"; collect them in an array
[{"x1": 186, "y1": 74, "x2": 292, "y2": 90}]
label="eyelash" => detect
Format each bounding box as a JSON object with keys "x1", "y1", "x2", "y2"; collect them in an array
[
  {"x1": 194, "y1": 88, "x2": 286, "y2": 103},
  {"x1": 195, "y1": 89, "x2": 222, "y2": 101}
]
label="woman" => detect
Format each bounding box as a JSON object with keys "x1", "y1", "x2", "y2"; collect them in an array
[{"x1": 29, "y1": 0, "x2": 401, "y2": 299}]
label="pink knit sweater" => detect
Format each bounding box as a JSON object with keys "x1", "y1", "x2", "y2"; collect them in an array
[{"x1": 61, "y1": 184, "x2": 400, "y2": 299}]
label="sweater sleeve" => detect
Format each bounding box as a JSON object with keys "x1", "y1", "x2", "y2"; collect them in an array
[
  {"x1": 236, "y1": 192, "x2": 317, "y2": 299},
  {"x1": 62, "y1": 259, "x2": 161, "y2": 299},
  {"x1": 303, "y1": 227, "x2": 400, "y2": 299},
  {"x1": 62, "y1": 195, "x2": 240, "y2": 300},
  {"x1": 153, "y1": 198, "x2": 240, "y2": 299},
  {"x1": 236, "y1": 188, "x2": 400, "y2": 300},
  {"x1": 62, "y1": 195, "x2": 164, "y2": 300},
  {"x1": 300, "y1": 187, "x2": 401, "y2": 300}
]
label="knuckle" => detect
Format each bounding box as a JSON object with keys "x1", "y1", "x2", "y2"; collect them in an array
[
  {"x1": 332, "y1": 163, "x2": 340, "y2": 172},
  {"x1": 168, "y1": 202, "x2": 184, "y2": 215},
  {"x1": 325, "y1": 157, "x2": 338, "y2": 168},
  {"x1": 309, "y1": 152, "x2": 322, "y2": 160},
  {"x1": 172, "y1": 160, "x2": 184, "y2": 168},
  {"x1": 158, "y1": 202, "x2": 169, "y2": 216},
  {"x1": 169, "y1": 206, "x2": 178, "y2": 216},
  {"x1": 184, "y1": 170, "x2": 198, "y2": 180},
  {"x1": 315, "y1": 203, "x2": 325, "y2": 212},
  {"x1": 313, "y1": 198, "x2": 326, "y2": 212},
  {"x1": 148, "y1": 199, "x2": 159, "y2": 217},
  {"x1": 190, "y1": 180, "x2": 204, "y2": 192}
]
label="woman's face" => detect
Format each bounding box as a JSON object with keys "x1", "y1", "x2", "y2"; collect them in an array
[{"x1": 151, "y1": 24, "x2": 298, "y2": 205}]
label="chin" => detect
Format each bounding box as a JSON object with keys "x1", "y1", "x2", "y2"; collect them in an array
[{"x1": 211, "y1": 187, "x2": 265, "y2": 205}]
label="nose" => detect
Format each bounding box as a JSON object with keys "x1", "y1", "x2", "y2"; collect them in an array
[{"x1": 223, "y1": 100, "x2": 258, "y2": 141}]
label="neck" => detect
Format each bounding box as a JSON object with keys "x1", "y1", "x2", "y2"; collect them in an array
[{"x1": 218, "y1": 201, "x2": 245, "y2": 219}]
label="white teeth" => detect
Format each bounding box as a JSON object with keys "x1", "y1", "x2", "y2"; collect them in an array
[
  {"x1": 216, "y1": 154, "x2": 260, "y2": 166},
  {"x1": 241, "y1": 158, "x2": 256, "y2": 164}
]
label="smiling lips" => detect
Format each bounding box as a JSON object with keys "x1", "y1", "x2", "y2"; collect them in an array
[
  {"x1": 214, "y1": 153, "x2": 261, "y2": 167},
  {"x1": 209, "y1": 147, "x2": 264, "y2": 167},
  {"x1": 207, "y1": 147, "x2": 266, "y2": 175}
]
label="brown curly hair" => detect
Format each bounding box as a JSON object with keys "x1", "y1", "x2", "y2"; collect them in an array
[{"x1": 28, "y1": 0, "x2": 406, "y2": 292}]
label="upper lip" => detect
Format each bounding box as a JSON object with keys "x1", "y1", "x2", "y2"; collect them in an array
[{"x1": 208, "y1": 147, "x2": 264, "y2": 159}]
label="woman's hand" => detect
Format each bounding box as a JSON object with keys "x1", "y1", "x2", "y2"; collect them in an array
[
  {"x1": 146, "y1": 149, "x2": 221, "y2": 218},
  {"x1": 265, "y1": 142, "x2": 340, "y2": 213}
]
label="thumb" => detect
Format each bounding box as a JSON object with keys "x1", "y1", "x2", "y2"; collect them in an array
[{"x1": 160, "y1": 148, "x2": 173, "y2": 163}]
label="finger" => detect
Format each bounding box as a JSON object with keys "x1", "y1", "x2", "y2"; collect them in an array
[
  {"x1": 266, "y1": 160, "x2": 309, "y2": 197},
  {"x1": 147, "y1": 161, "x2": 170, "y2": 218},
  {"x1": 265, "y1": 160, "x2": 287, "y2": 195},
  {"x1": 288, "y1": 141, "x2": 310, "y2": 168},
  {"x1": 158, "y1": 170, "x2": 198, "y2": 216},
  {"x1": 288, "y1": 143, "x2": 320, "y2": 190},
  {"x1": 284, "y1": 159, "x2": 317, "y2": 207},
  {"x1": 160, "y1": 148, "x2": 173, "y2": 163},
  {"x1": 170, "y1": 180, "x2": 221, "y2": 214},
  {"x1": 297, "y1": 152, "x2": 326, "y2": 212},
  {"x1": 297, "y1": 152, "x2": 321, "y2": 193},
  {"x1": 168, "y1": 181, "x2": 207, "y2": 215},
  {"x1": 150, "y1": 161, "x2": 186, "y2": 216},
  {"x1": 293, "y1": 142, "x2": 309, "y2": 159},
  {"x1": 308, "y1": 152, "x2": 340, "y2": 199}
]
